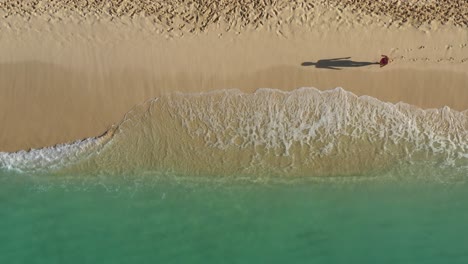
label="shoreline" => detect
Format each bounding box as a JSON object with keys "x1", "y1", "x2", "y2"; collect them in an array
[{"x1": 0, "y1": 2, "x2": 467, "y2": 152}]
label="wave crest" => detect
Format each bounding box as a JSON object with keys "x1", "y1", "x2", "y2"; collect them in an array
[{"x1": 1, "y1": 87, "x2": 467, "y2": 177}]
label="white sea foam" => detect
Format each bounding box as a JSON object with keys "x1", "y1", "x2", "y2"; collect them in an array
[
  {"x1": 0, "y1": 137, "x2": 103, "y2": 173},
  {"x1": 168, "y1": 87, "x2": 467, "y2": 154}
]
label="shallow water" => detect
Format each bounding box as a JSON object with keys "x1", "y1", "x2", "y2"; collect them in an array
[{"x1": 2, "y1": 172, "x2": 468, "y2": 264}]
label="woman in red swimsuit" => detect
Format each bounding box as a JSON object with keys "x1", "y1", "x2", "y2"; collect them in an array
[{"x1": 380, "y1": 55, "x2": 389, "y2": 67}]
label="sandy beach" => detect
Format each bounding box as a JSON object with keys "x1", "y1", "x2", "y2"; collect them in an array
[{"x1": 0, "y1": 0, "x2": 467, "y2": 152}]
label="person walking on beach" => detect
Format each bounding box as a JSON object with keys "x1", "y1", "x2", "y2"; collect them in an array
[{"x1": 379, "y1": 55, "x2": 389, "y2": 67}]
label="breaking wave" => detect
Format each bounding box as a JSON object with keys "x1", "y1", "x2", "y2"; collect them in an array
[{"x1": 1, "y1": 87, "x2": 467, "y2": 179}]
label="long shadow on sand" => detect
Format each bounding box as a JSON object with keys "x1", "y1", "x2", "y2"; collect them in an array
[{"x1": 301, "y1": 57, "x2": 379, "y2": 70}]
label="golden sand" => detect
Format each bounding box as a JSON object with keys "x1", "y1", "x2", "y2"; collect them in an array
[{"x1": 0, "y1": 0, "x2": 467, "y2": 152}]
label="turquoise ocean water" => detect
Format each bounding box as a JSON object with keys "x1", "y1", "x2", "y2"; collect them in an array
[
  {"x1": 1, "y1": 88, "x2": 467, "y2": 263},
  {"x1": 2, "y1": 173, "x2": 468, "y2": 263}
]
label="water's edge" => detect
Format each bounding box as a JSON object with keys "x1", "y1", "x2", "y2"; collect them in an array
[{"x1": 1, "y1": 87, "x2": 466, "y2": 180}]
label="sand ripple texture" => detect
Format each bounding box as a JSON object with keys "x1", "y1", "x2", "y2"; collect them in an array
[{"x1": 0, "y1": 0, "x2": 466, "y2": 30}]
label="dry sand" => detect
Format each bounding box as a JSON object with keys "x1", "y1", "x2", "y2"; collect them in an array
[{"x1": 0, "y1": 0, "x2": 467, "y2": 152}]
